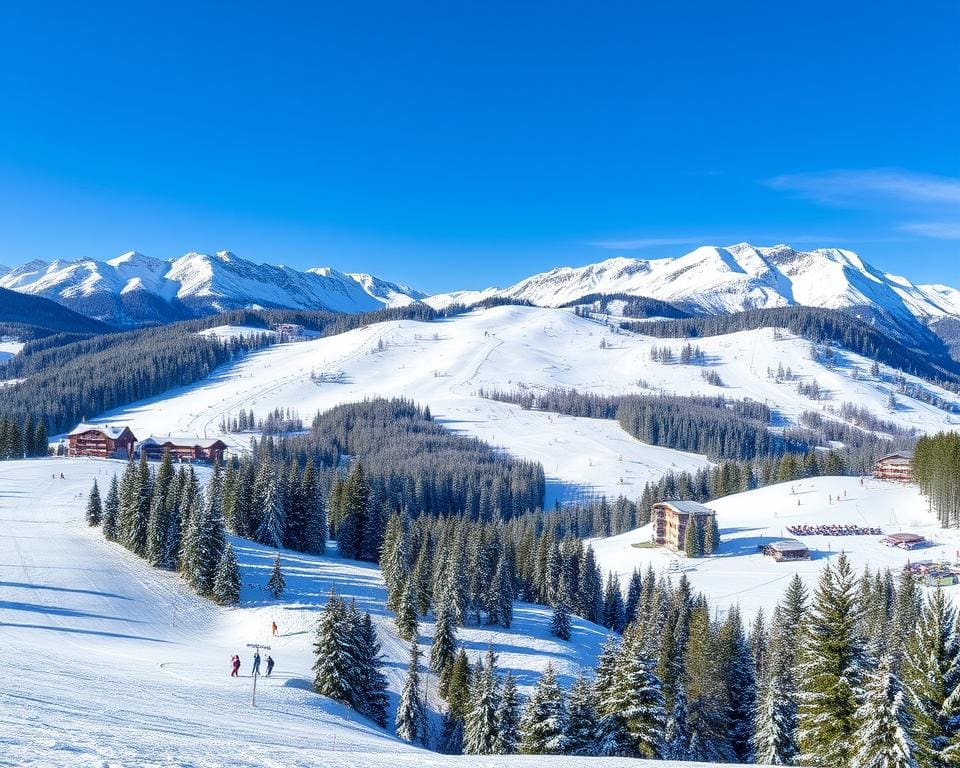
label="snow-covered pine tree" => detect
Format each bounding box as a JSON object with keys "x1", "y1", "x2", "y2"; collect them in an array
[
  {"x1": 624, "y1": 567, "x2": 643, "y2": 625},
  {"x1": 853, "y1": 656, "x2": 918, "y2": 768},
  {"x1": 430, "y1": 593, "x2": 457, "y2": 674},
  {"x1": 102, "y1": 474, "x2": 120, "y2": 540},
  {"x1": 300, "y1": 458, "x2": 327, "y2": 554},
  {"x1": 267, "y1": 554, "x2": 285, "y2": 599},
  {"x1": 902, "y1": 588, "x2": 960, "y2": 768},
  {"x1": 720, "y1": 606, "x2": 756, "y2": 763},
  {"x1": 602, "y1": 572, "x2": 625, "y2": 632},
  {"x1": 380, "y1": 511, "x2": 410, "y2": 610},
  {"x1": 337, "y1": 461, "x2": 371, "y2": 560},
  {"x1": 312, "y1": 589, "x2": 356, "y2": 704},
  {"x1": 395, "y1": 641, "x2": 427, "y2": 745},
  {"x1": 254, "y1": 459, "x2": 286, "y2": 549},
  {"x1": 496, "y1": 671, "x2": 521, "y2": 754},
  {"x1": 355, "y1": 612, "x2": 389, "y2": 728},
  {"x1": 797, "y1": 553, "x2": 867, "y2": 767},
  {"x1": 565, "y1": 669, "x2": 599, "y2": 755},
  {"x1": 486, "y1": 554, "x2": 513, "y2": 628},
  {"x1": 893, "y1": 565, "x2": 923, "y2": 661},
  {"x1": 464, "y1": 649, "x2": 502, "y2": 754},
  {"x1": 190, "y1": 485, "x2": 226, "y2": 597},
  {"x1": 396, "y1": 576, "x2": 418, "y2": 640},
  {"x1": 128, "y1": 453, "x2": 152, "y2": 556},
  {"x1": 754, "y1": 659, "x2": 798, "y2": 766},
  {"x1": 518, "y1": 663, "x2": 567, "y2": 755},
  {"x1": 212, "y1": 542, "x2": 241, "y2": 605},
  {"x1": 85, "y1": 479, "x2": 102, "y2": 526},
  {"x1": 608, "y1": 631, "x2": 666, "y2": 758},
  {"x1": 146, "y1": 449, "x2": 174, "y2": 565},
  {"x1": 683, "y1": 516, "x2": 704, "y2": 558},
  {"x1": 703, "y1": 513, "x2": 720, "y2": 554},
  {"x1": 411, "y1": 538, "x2": 433, "y2": 616},
  {"x1": 664, "y1": 678, "x2": 690, "y2": 760},
  {"x1": 550, "y1": 600, "x2": 571, "y2": 640}
]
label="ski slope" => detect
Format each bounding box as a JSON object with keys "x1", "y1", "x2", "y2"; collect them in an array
[
  {"x1": 82, "y1": 305, "x2": 960, "y2": 505},
  {"x1": 591, "y1": 475, "x2": 957, "y2": 619},
  {"x1": 5, "y1": 457, "x2": 757, "y2": 767}
]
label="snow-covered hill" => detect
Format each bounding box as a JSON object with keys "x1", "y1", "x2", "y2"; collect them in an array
[
  {"x1": 1, "y1": 457, "x2": 749, "y2": 767},
  {"x1": 425, "y1": 243, "x2": 960, "y2": 338},
  {"x1": 0, "y1": 251, "x2": 426, "y2": 325},
  {"x1": 72, "y1": 305, "x2": 960, "y2": 505},
  {"x1": 591, "y1": 475, "x2": 955, "y2": 620}
]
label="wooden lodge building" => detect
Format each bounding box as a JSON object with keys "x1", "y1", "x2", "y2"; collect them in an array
[
  {"x1": 873, "y1": 451, "x2": 914, "y2": 482},
  {"x1": 136, "y1": 436, "x2": 227, "y2": 464},
  {"x1": 761, "y1": 539, "x2": 811, "y2": 562},
  {"x1": 67, "y1": 424, "x2": 137, "y2": 458},
  {"x1": 652, "y1": 500, "x2": 717, "y2": 551}
]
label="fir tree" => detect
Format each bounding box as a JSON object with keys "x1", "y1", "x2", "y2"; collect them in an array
[
  {"x1": 496, "y1": 672, "x2": 521, "y2": 754},
  {"x1": 754, "y1": 664, "x2": 798, "y2": 765},
  {"x1": 396, "y1": 641, "x2": 427, "y2": 745},
  {"x1": 254, "y1": 459, "x2": 286, "y2": 549},
  {"x1": 396, "y1": 576, "x2": 418, "y2": 641},
  {"x1": 464, "y1": 650, "x2": 502, "y2": 754},
  {"x1": 566, "y1": 669, "x2": 599, "y2": 755},
  {"x1": 430, "y1": 594, "x2": 457, "y2": 674},
  {"x1": 797, "y1": 553, "x2": 866, "y2": 767},
  {"x1": 519, "y1": 664, "x2": 567, "y2": 755},
  {"x1": 355, "y1": 612, "x2": 389, "y2": 728},
  {"x1": 853, "y1": 656, "x2": 918, "y2": 768},
  {"x1": 902, "y1": 589, "x2": 960, "y2": 768},
  {"x1": 550, "y1": 600, "x2": 571, "y2": 641},
  {"x1": 102, "y1": 474, "x2": 120, "y2": 541},
  {"x1": 683, "y1": 516, "x2": 704, "y2": 558},
  {"x1": 212, "y1": 542, "x2": 242, "y2": 605},
  {"x1": 267, "y1": 554, "x2": 285, "y2": 599},
  {"x1": 85, "y1": 480, "x2": 102, "y2": 526},
  {"x1": 607, "y1": 632, "x2": 666, "y2": 758},
  {"x1": 313, "y1": 589, "x2": 355, "y2": 704},
  {"x1": 146, "y1": 449, "x2": 174, "y2": 566}
]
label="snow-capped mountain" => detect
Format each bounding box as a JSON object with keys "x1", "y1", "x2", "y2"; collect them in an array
[
  {"x1": 426, "y1": 243, "x2": 960, "y2": 333},
  {"x1": 0, "y1": 250, "x2": 426, "y2": 326}
]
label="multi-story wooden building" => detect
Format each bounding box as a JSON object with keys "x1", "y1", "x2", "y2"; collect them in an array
[
  {"x1": 873, "y1": 451, "x2": 914, "y2": 482},
  {"x1": 652, "y1": 500, "x2": 717, "y2": 551},
  {"x1": 67, "y1": 424, "x2": 137, "y2": 458},
  {"x1": 136, "y1": 436, "x2": 227, "y2": 463}
]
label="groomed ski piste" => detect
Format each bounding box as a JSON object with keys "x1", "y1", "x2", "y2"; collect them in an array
[
  {"x1": 78, "y1": 305, "x2": 960, "y2": 505},
  {"x1": 1, "y1": 457, "x2": 753, "y2": 767}
]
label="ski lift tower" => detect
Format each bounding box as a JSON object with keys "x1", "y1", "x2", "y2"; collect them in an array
[{"x1": 246, "y1": 642, "x2": 271, "y2": 707}]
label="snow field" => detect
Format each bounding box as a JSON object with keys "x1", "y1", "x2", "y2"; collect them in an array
[
  {"x1": 591, "y1": 475, "x2": 955, "y2": 619},
  {"x1": 5, "y1": 458, "x2": 743, "y2": 767},
  {"x1": 77, "y1": 306, "x2": 960, "y2": 508}
]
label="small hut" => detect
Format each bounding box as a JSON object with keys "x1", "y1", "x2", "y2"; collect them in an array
[
  {"x1": 761, "y1": 539, "x2": 811, "y2": 562},
  {"x1": 881, "y1": 532, "x2": 928, "y2": 550}
]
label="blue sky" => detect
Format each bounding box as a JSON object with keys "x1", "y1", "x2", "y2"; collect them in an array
[{"x1": 0, "y1": 1, "x2": 956, "y2": 293}]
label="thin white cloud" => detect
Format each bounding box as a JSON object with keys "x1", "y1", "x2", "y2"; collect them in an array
[
  {"x1": 768, "y1": 169, "x2": 960, "y2": 207},
  {"x1": 900, "y1": 221, "x2": 960, "y2": 240}
]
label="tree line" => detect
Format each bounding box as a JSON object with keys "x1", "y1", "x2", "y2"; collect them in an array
[
  {"x1": 0, "y1": 414, "x2": 49, "y2": 459},
  {"x1": 913, "y1": 432, "x2": 960, "y2": 527}
]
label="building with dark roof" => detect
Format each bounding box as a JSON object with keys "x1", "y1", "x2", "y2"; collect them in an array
[
  {"x1": 652, "y1": 500, "x2": 716, "y2": 552},
  {"x1": 67, "y1": 423, "x2": 137, "y2": 458}
]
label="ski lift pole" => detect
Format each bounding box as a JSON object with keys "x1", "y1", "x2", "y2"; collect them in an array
[{"x1": 246, "y1": 643, "x2": 271, "y2": 707}]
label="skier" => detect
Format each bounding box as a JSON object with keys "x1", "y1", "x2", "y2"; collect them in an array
[
  {"x1": 271, "y1": 621, "x2": 278, "y2": 636},
  {"x1": 60, "y1": 472, "x2": 64, "y2": 479},
  {"x1": 266, "y1": 655, "x2": 275, "y2": 677},
  {"x1": 230, "y1": 654, "x2": 241, "y2": 677},
  {"x1": 252, "y1": 651, "x2": 261, "y2": 676}
]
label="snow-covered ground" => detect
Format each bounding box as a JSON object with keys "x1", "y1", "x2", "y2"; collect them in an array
[
  {"x1": 77, "y1": 306, "x2": 960, "y2": 505},
  {"x1": 0, "y1": 338, "x2": 24, "y2": 363},
  {"x1": 7, "y1": 457, "x2": 737, "y2": 767},
  {"x1": 591, "y1": 475, "x2": 954, "y2": 619}
]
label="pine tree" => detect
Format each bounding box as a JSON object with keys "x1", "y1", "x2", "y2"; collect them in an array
[
  {"x1": 396, "y1": 576, "x2": 418, "y2": 640},
  {"x1": 212, "y1": 542, "x2": 242, "y2": 605},
  {"x1": 606, "y1": 632, "x2": 666, "y2": 758},
  {"x1": 430, "y1": 594, "x2": 457, "y2": 674},
  {"x1": 267, "y1": 554, "x2": 285, "y2": 599},
  {"x1": 754, "y1": 664, "x2": 797, "y2": 765},
  {"x1": 85, "y1": 480, "x2": 102, "y2": 526},
  {"x1": 902, "y1": 589, "x2": 960, "y2": 768},
  {"x1": 301, "y1": 458, "x2": 327, "y2": 554},
  {"x1": 797, "y1": 553, "x2": 866, "y2": 767},
  {"x1": 102, "y1": 474, "x2": 120, "y2": 541},
  {"x1": 602, "y1": 572, "x2": 625, "y2": 632},
  {"x1": 254, "y1": 459, "x2": 286, "y2": 549},
  {"x1": 313, "y1": 589, "x2": 356, "y2": 704},
  {"x1": 853, "y1": 656, "x2": 918, "y2": 768},
  {"x1": 380, "y1": 511, "x2": 410, "y2": 610},
  {"x1": 550, "y1": 600, "x2": 571, "y2": 641},
  {"x1": 519, "y1": 664, "x2": 567, "y2": 755},
  {"x1": 338, "y1": 462, "x2": 371, "y2": 560},
  {"x1": 704, "y1": 513, "x2": 720, "y2": 554},
  {"x1": 496, "y1": 672, "x2": 521, "y2": 754},
  {"x1": 683, "y1": 516, "x2": 704, "y2": 558},
  {"x1": 146, "y1": 449, "x2": 174, "y2": 566},
  {"x1": 355, "y1": 612, "x2": 389, "y2": 728},
  {"x1": 395, "y1": 641, "x2": 427, "y2": 745},
  {"x1": 464, "y1": 650, "x2": 502, "y2": 755},
  {"x1": 566, "y1": 669, "x2": 599, "y2": 755}
]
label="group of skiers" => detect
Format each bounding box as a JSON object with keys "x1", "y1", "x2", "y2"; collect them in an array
[{"x1": 230, "y1": 651, "x2": 275, "y2": 677}]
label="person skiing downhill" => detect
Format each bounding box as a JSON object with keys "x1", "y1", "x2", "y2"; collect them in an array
[
  {"x1": 230, "y1": 655, "x2": 241, "y2": 677},
  {"x1": 266, "y1": 655, "x2": 275, "y2": 677},
  {"x1": 252, "y1": 651, "x2": 261, "y2": 676},
  {"x1": 271, "y1": 621, "x2": 278, "y2": 636}
]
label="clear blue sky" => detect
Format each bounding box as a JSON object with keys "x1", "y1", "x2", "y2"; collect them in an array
[{"x1": 0, "y1": 1, "x2": 956, "y2": 293}]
